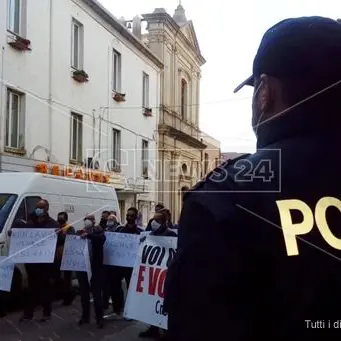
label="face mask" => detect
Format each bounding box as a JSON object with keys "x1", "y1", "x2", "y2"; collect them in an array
[
  {"x1": 107, "y1": 221, "x2": 115, "y2": 227},
  {"x1": 35, "y1": 208, "x2": 44, "y2": 217},
  {"x1": 151, "y1": 220, "x2": 161, "y2": 232},
  {"x1": 84, "y1": 219, "x2": 93, "y2": 228},
  {"x1": 58, "y1": 218, "x2": 66, "y2": 225}
]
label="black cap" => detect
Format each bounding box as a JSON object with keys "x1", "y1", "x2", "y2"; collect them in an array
[{"x1": 234, "y1": 17, "x2": 341, "y2": 93}]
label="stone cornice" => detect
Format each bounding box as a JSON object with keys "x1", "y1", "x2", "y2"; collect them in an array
[{"x1": 142, "y1": 12, "x2": 206, "y2": 66}]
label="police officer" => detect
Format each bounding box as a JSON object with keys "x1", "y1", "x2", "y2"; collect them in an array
[{"x1": 164, "y1": 17, "x2": 341, "y2": 341}]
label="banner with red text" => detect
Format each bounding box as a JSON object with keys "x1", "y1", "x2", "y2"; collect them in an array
[{"x1": 124, "y1": 235, "x2": 177, "y2": 329}]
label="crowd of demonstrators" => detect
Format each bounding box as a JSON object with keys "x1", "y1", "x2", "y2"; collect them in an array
[{"x1": 1, "y1": 198, "x2": 177, "y2": 335}]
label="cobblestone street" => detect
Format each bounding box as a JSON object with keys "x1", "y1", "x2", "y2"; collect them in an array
[{"x1": 0, "y1": 297, "x2": 146, "y2": 341}]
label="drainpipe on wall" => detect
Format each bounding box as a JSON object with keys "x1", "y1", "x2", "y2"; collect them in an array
[
  {"x1": 92, "y1": 109, "x2": 96, "y2": 156},
  {"x1": 47, "y1": 0, "x2": 53, "y2": 162}
]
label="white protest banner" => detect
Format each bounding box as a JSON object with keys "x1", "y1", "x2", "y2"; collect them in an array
[
  {"x1": 61, "y1": 235, "x2": 88, "y2": 272},
  {"x1": 9, "y1": 229, "x2": 57, "y2": 263},
  {"x1": 124, "y1": 236, "x2": 177, "y2": 329},
  {"x1": 0, "y1": 257, "x2": 15, "y2": 292},
  {"x1": 140, "y1": 231, "x2": 151, "y2": 238},
  {"x1": 103, "y1": 232, "x2": 140, "y2": 268}
]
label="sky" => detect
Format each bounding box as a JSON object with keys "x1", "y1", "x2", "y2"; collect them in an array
[{"x1": 99, "y1": 0, "x2": 340, "y2": 153}]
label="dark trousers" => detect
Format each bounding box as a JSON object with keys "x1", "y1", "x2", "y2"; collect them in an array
[
  {"x1": 53, "y1": 260, "x2": 75, "y2": 304},
  {"x1": 61, "y1": 271, "x2": 75, "y2": 304},
  {"x1": 24, "y1": 264, "x2": 53, "y2": 318},
  {"x1": 77, "y1": 270, "x2": 103, "y2": 323},
  {"x1": 103, "y1": 265, "x2": 124, "y2": 313},
  {"x1": 116, "y1": 267, "x2": 133, "y2": 313}
]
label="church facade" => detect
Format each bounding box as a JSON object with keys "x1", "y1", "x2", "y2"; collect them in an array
[{"x1": 142, "y1": 5, "x2": 206, "y2": 221}]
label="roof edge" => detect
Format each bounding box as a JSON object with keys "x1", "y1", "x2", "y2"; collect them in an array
[
  {"x1": 142, "y1": 12, "x2": 206, "y2": 65},
  {"x1": 82, "y1": 0, "x2": 164, "y2": 69}
]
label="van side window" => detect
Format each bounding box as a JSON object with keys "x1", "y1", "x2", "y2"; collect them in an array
[{"x1": 13, "y1": 196, "x2": 41, "y2": 223}]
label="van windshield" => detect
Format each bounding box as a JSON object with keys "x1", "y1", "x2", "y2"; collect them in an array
[{"x1": 0, "y1": 194, "x2": 18, "y2": 233}]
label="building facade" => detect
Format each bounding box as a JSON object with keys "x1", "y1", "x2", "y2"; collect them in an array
[
  {"x1": 123, "y1": 5, "x2": 206, "y2": 221},
  {"x1": 201, "y1": 133, "x2": 221, "y2": 176},
  {"x1": 221, "y1": 152, "x2": 246, "y2": 162},
  {"x1": 0, "y1": 0, "x2": 163, "y2": 224}
]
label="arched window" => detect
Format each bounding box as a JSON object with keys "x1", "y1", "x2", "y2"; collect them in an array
[{"x1": 181, "y1": 78, "x2": 188, "y2": 119}]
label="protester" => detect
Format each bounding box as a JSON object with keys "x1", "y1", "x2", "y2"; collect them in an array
[
  {"x1": 139, "y1": 209, "x2": 177, "y2": 340},
  {"x1": 99, "y1": 210, "x2": 110, "y2": 229},
  {"x1": 19, "y1": 199, "x2": 59, "y2": 322},
  {"x1": 103, "y1": 214, "x2": 121, "y2": 312},
  {"x1": 146, "y1": 203, "x2": 164, "y2": 231},
  {"x1": 55, "y1": 211, "x2": 76, "y2": 306},
  {"x1": 164, "y1": 16, "x2": 341, "y2": 341},
  {"x1": 77, "y1": 214, "x2": 106, "y2": 329},
  {"x1": 113, "y1": 207, "x2": 143, "y2": 314}
]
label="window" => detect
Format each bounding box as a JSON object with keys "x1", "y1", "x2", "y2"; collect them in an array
[
  {"x1": 0, "y1": 194, "x2": 18, "y2": 233},
  {"x1": 7, "y1": 0, "x2": 20, "y2": 35},
  {"x1": 71, "y1": 19, "x2": 84, "y2": 70},
  {"x1": 181, "y1": 78, "x2": 188, "y2": 119},
  {"x1": 204, "y1": 153, "x2": 209, "y2": 174},
  {"x1": 112, "y1": 129, "x2": 121, "y2": 171},
  {"x1": 142, "y1": 139, "x2": 149, "y2": 178},
  {"x1": 5, "y1": 89, "x2": 25, "y2": 150},
  {"x1": 70, "y1": 113, "x2": 83, "y2": 162},
  {"x1": 112, "y1": 50, "x2": 122, "y2": 92},
  {"x1": 142, "y1": 72, "x2": 149, "y2": 108}
]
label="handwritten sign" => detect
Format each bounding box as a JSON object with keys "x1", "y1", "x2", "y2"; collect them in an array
[
  {"x1": 60, "y1": 235, "x2": 89, "y2": 271},
  {"x1": 140, "y1": 231, "x2": 151, "y2": 238},
  {"x1": 9, "y1": 228, "x2": 57, "y2": 263},
  {"x1": 104, "y1": 232, "x2": 140, "y2": 267},
  {"x1": 0, "y1": 257, "x2": 14, "y2": 292},
  {"x1": 124, "y1": 236, "x2": 177, "y2": 329}
]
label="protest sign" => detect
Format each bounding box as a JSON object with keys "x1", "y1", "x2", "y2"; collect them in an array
[
  {"x1": 104, "y1": 232, "x2": 140, "y2": 268},
  {"x1": 140, "y1": 231, "x2": 151, "y2": 238},
  {"x1": 61, "y1": 235, "x2": 89, "y2": 272},
  {"x1": 124, "y1": 236, "x2": 177, "y2": 329},
  {"x1": 9, "y1": 228, "x2": 57, "y2": 263},
  {"x1": 0, "y1": 257, "x2": 14, "y2": 292}
]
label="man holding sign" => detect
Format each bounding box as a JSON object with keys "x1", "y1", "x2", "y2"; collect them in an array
[
  {"x1": 113, "y1": 207, "x2": 143, "y2": 315},
  {"x1": 17, "y1": 199, "x2": 59, "y2": 323}
]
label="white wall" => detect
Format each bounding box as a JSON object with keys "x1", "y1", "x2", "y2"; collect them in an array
[{"x1": 0, "y1": 0, "x2": 161, "y2": 206}]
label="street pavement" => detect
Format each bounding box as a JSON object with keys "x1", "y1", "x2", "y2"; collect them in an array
[{"x1": 0, "y1": 297, "x2": 147, "y2": 341}]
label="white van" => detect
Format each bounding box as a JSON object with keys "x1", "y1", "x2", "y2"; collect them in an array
[{"x1": 0, "y1": 172, "x2": 120, "y2": 295}]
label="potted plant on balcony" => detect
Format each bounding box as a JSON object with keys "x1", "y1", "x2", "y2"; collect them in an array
[
  {"x1": 72, "y1": 69, "x2": 89, "y2": 83},
  {"x1": 113, "y1": 92, "x2": 126, "y2": 102},
  {"x1": 8, "y1": 35, "x2": 31, "y2": 51},
  {"x1": 143, "y1": 108, "x2": 152, "y2": 117}
]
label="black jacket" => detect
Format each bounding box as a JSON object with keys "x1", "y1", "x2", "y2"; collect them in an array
[
  {"x1": 81, "y1": 225, "x2": 106, "y2": 270},
  {"x1": 151, "y1": 225, "x2": 177, "y2": 237},
  {"x1": 164, "y1": 107, "x2": 341, "y2": 341},
  {"x1": 116, "y1": 224, "x2": 143, "y2": 235}
]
